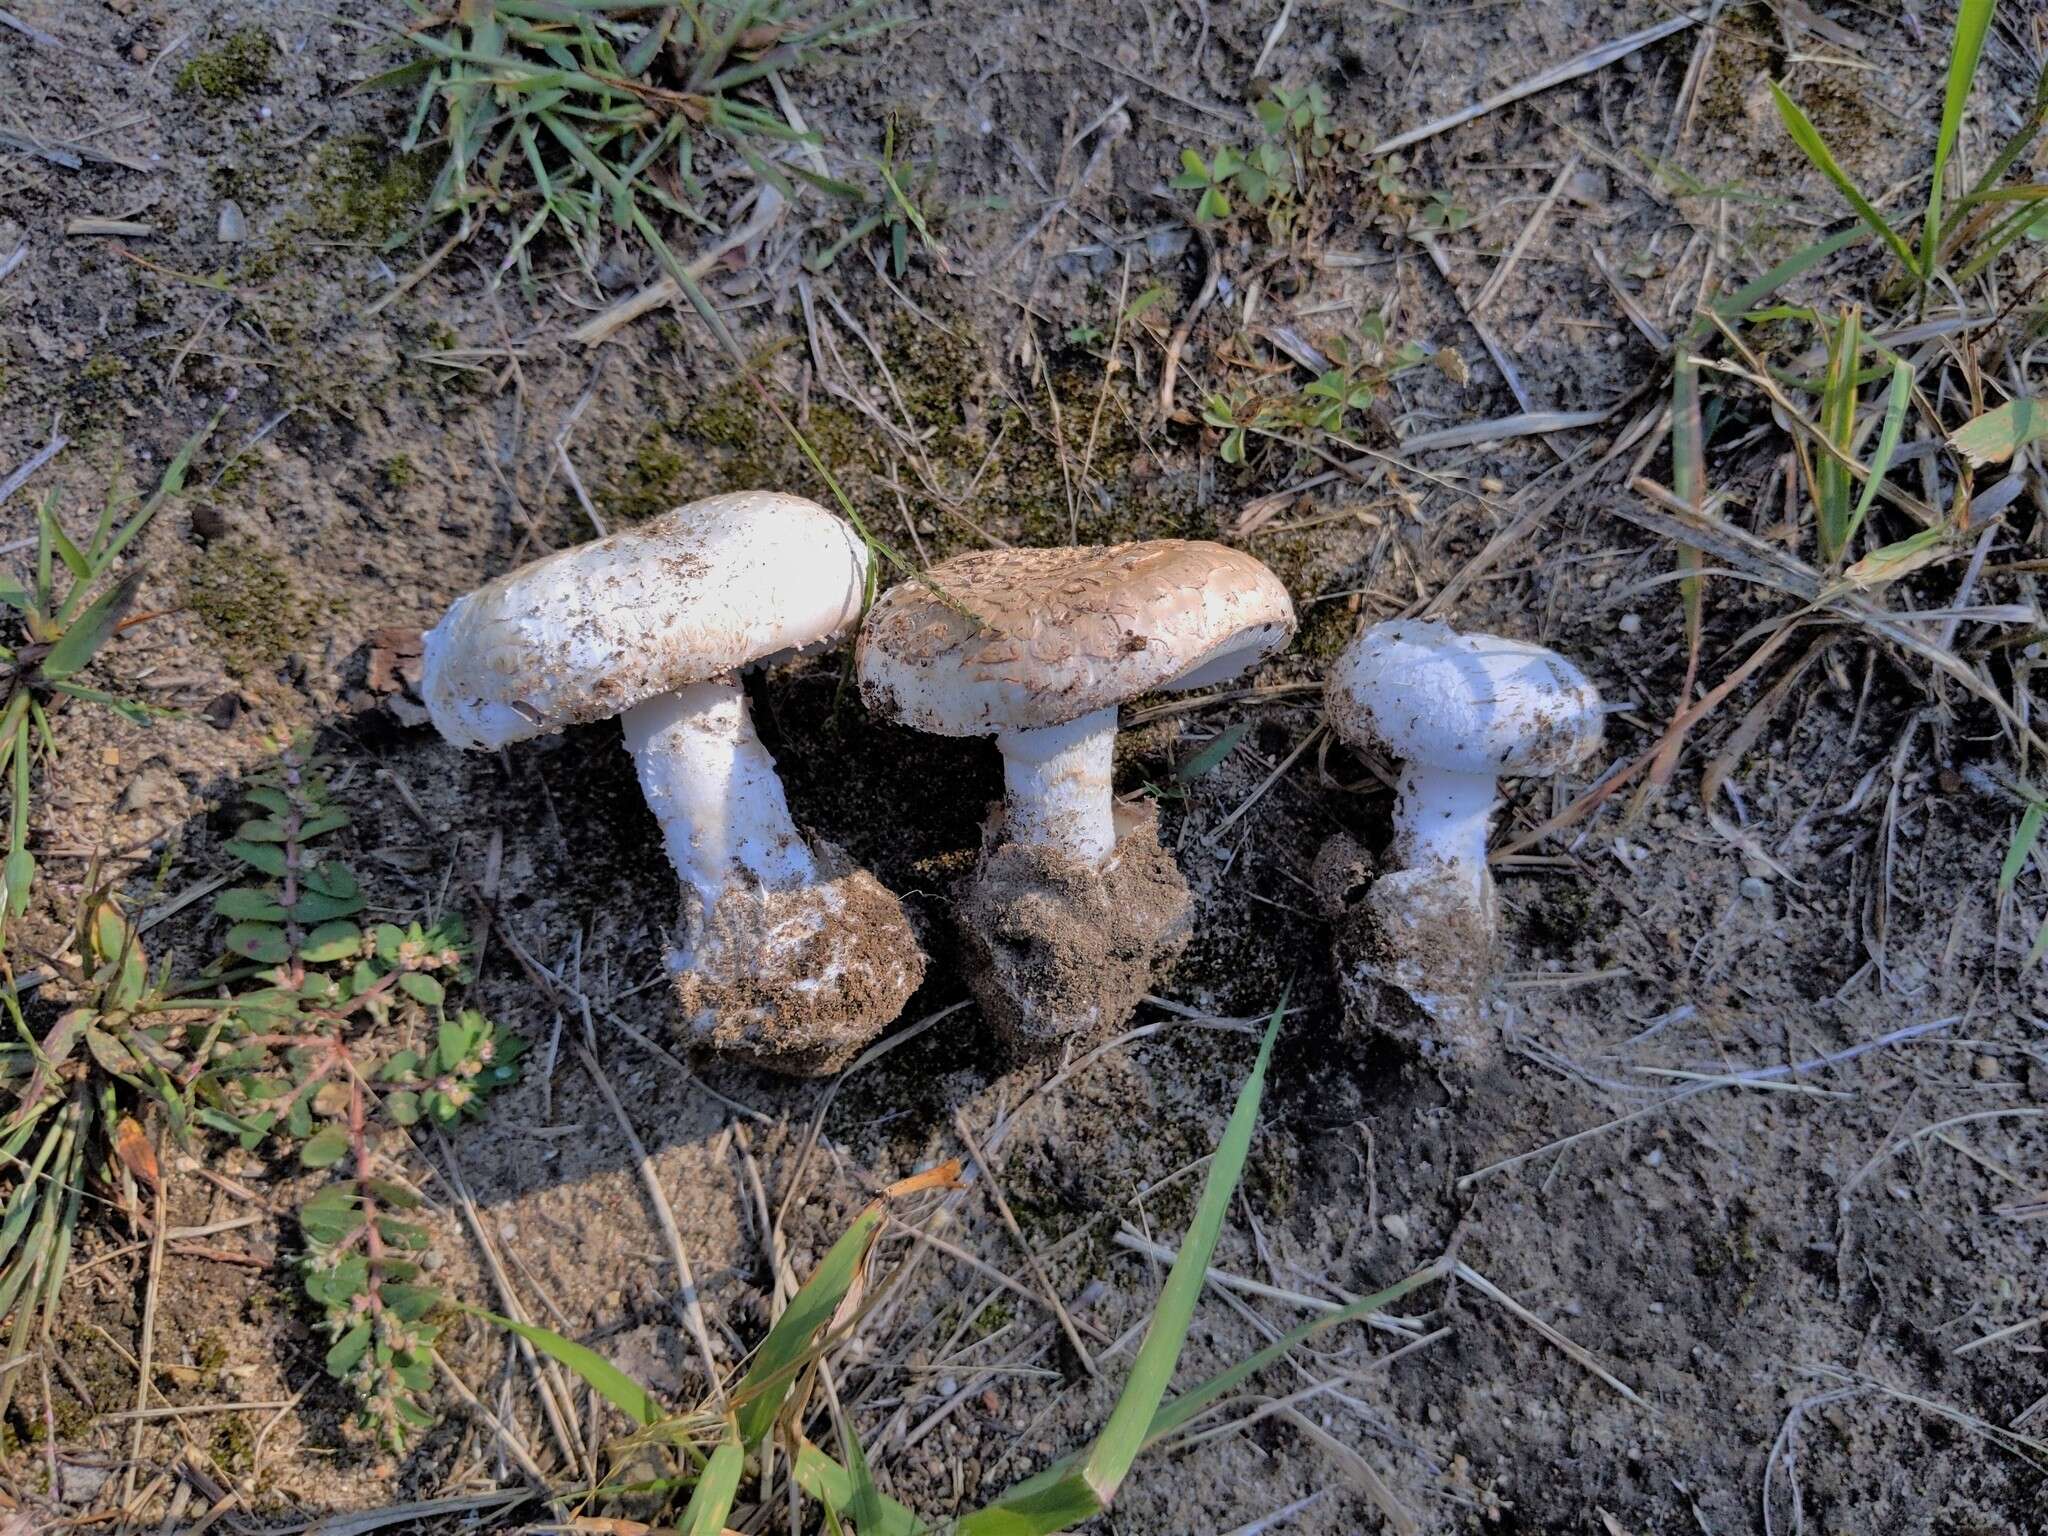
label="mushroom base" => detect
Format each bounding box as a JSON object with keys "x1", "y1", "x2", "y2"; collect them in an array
[
  {"x1": 955, "y1": 801, "x2": 1191, "y2": 1055},
  {"x1": 670, "y1": 844, "x2": 927, "y2": 1077},
  {"x1": 1312, "y1": 834, "x2": 1499, "y2": 1062}
]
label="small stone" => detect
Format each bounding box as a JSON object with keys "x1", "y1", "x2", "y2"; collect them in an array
[
  {"x1": 115, "y1": 766, "x2": 180, "y2": 814},
  {"x1": 1381, "y1": 1211, "x2": 1411, "y2": 1242},
  {"x1": 1972, "y1": 1053, "x2": 2001, "y2": 1082},
  {"x1": 1618, "y1": 612, "x2": 1642, "y2": 635},
  {"x1": 216, "y1": 200, "x2": 246, "y2": 243},
  {"x1": 189, "y1": 502, "x2": 228, "y2": 541},
  {"x1": 1740, "y1": 876, "x2": 1770, "y2": 901}
]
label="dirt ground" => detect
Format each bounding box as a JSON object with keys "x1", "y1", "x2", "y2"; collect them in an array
[{"x1": 4, "y1": 0, "x2": 2047, "y2": 1531}]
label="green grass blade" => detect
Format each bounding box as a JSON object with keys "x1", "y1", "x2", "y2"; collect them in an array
[
  {"x1": 1670, "y1": 347, "x2": 1707, "y2": 658},
  {"x1": 1922, "y1": 0, "x2": 1997, "y2": 277},
  {"x1": 836, "y1": 1405, "x2": 914, "y2": 1535},
  {"x1": 955, "y1": 996, "x2": 1289, "y2": 1534},
  {"x1": 733, "y1": 1202, "x2": 887, "y2": 1448},
  {"x1": 2000, "y1": 799, "x2": 2044, "y2": 895},
  {"x1": 1770, "y1": 82, "x2": 1920, "y2": 276},
  {"x1": 675, "y1": 1431, "x2": 745, "y2": 1536},
  {"x1": 38, "y1": 571, "x2": 144, "y2": 682},
  {"x1": 474, "y1": 1308, "x2": 663, "y2": 1426},
  {"x1": 793, "y1": 1438, "x2": 924, "y2": 1533},
  {"x1": 1816, "y1": 308, "x2": 1861, "y2": 564},
  {"x1": 1077, "y1": 997, "x2": 1283, "y2": 1498},
  {"x1": 1840, "y1": 356, "x2": 1913, "y2": 557}
]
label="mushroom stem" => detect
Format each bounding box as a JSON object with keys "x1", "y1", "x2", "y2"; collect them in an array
[
  {"x1": 1391, "y1": 765, "x2": 1499, "y2": 909},
  {"x1": 995, "y1": 706, "x2": 1117, "y2": 864},
  {"x1": 620, "y1": 676, "x2": 818, "y2": 921}
]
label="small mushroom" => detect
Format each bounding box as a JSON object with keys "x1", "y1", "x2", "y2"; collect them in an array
[
  {"x1": 1321, "y1": 619, "x2": 1603, "y2": 1058},
  {"x1": 857, "y1": 541, "x2": 1295, "y2": 1051},
  {"x1": 419, "y1": 490, "x2": 926, "y2": 1076}
]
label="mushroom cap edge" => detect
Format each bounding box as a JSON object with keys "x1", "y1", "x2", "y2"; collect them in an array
[
  {"x1": 1325, "y1": 618, "x2": 1602, "y2": 775},
  {"x1": 421, "y1": 490, "x2": 869, "y2": 751},
  {"x1": 855, "y1": 540, "x2": 1297, "y2": 736}
]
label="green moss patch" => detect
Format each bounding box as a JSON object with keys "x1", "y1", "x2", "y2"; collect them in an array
[
  {"x1": 306, "y1": 137, "x2": 433, "y2": 245},
  {"x1": 176, "y1": 28, "x2": 275, "y2": 102},
  {"x1": 183, "y1": 538, "x2": 317, "y2": 673}
]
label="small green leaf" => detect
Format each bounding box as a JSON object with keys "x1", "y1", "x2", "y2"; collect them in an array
[
  {"x1": 381, "y1": 1050, "x2": 421, "y2": 1081},
  {"x1": 436, "y1": 1017, "x2": 468, "y2": 1066},
  {"x1": 325, "y1": 1321, "x2": 372, "y2": 1377},
  {"x1": 300, "y1": 922, "x2": 364, "y2": 963},
  {"x1": 223, "y1": 840, "x2": 287, "y2": 877},
  {"x1": 385, "y1": 1090, "x2": 421, "y2": 1127},
  {"x1": 398, "y1": 972, "x2": 444, "y2": 1006},
  {"x1": 215, "y1": 888, "x2": 286, "y2": 923},
  {"x1": 382, "y1": 1282, "x2": 441, "y2": 1321},
  {"x1": 301, "y1": 1126, "x2": 350, "y2": 1169},
  {"x1": 225, "y1": 921, "x2": 291, "y2": 964},
  {"x1": 235, "y1": 818, "x2": 291, "y2": 843},
  {"x1": 243, "y1": 787, "x2": 292, "y2": 816},
  {"x1": 285, "y1": 888, "x2": 366, "y2": 923},
  {"x1": 305, "y1": 862, "x2": 358, "y2": 900}
]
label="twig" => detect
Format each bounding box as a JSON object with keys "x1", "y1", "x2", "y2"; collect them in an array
[
  {"x1": 1368, "y1": 10, "x2": 1706, "y2": 157},
  {"x1": 571, "y1": 1021, "x2": 726, "y2": 1403},
  {"x1": 1249, "y1": 0, "x2": 1296, "y2": 77},
  {"x1": 432, "y1": 1136, "x2": 587, "y2": 1477},
  {"x1": 431, "y1": 1352, "x2": 553, "y2": 1489},
  {"x1": 954, "y1": 1109, "x2": 1098, "y2": 1375},
  {"x1": 0, "y1": 426, "x2": 68, "y2": 509},
  {"x1": 124, "y1": 1140, "x2": 168, "y2": 1503},
  {"x1": 1159, "y1": 220, "x2": 1220, "y2": 419},
  {"x1": 1471, "y1": 155, "x2": 1579, "y2": 316},
  {"x1": 1275, "y1": 1407, "x2": 1418, "y2": 1536},
  {"x1": 1451, "y1": 1262, "x2": 1644, "y2": 1405}
]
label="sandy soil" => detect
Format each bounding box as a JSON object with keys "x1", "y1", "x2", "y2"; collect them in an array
[{"x1": 4, "y1": 0, "x2": 2046, "y2": 1532}]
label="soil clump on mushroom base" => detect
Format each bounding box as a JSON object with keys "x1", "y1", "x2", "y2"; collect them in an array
[
  {"x1": 676, "y1": 849, "x2": 928, "y2": 1076},
  {"x1": 1311, "y1": 833, "x2": 1498, "y2": 1062},
  {"x1": 955, "y1": 803, "x2": 1191, "y2": 1054}
]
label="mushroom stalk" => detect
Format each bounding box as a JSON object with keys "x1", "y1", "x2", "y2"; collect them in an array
[
  {"x1": 995, "y1": 706, "x2": 1116, "y2": 864},
  {"x1": 620, "y1": 676, "x2": 819, "y2": 925},
  {"x1": 1390, "y1": 764, "x2": 1499, "y2": 908}
]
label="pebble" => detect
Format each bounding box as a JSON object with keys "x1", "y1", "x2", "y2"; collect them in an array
[
  {"x1": 217, "y1": 200, "x2": 247, "y2": 243},
  {"x1": 1618, "y1": 612, "x2": 1642, "y2": 635},
  {"x1": 190, "y1": 502, "x2": 227, "y2": 541},
  {"x1": 1740, "y1": 876, "x2": 1770, "y2": 901},
  {"x1": 1381, "y1": 1211, "x2": 1411, "y2": 1242},
  {"x1": 1972, "y1": 1053, "x2": 2001, "y2": 1081}
]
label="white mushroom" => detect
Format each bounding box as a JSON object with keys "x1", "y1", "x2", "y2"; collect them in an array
[
  {"x1": 1323, "y1": 619, "x2": 1603, "y2": 1050},
  {"x1": 419, "y1": 490, "x2": 925, "y2": 1075},
  {"x1": 856, "y1": 541, "x2": 1295, "y2": 1049}
]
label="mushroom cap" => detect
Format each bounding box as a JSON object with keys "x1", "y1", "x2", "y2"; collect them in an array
[
  {"x1": 421, "y1": 491, "x2": 868, "y2": 751},
  {"x1": 1326, "y1": 619, "x2": 1602, "y2": 775},
  {"x1": 856, "y1": 541, "x2": 1297, "y2": 736}
]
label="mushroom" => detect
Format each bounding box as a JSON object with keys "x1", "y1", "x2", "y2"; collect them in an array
[
  {"x1": 1319, "y1": 619, "x2": 1603, "y2": 1058},
  {"x1": 419, "y1": 490, "x2": 926, "y2": 1075},
  {"x1": 857, "y1": 541, "x2": 1295, "y2": 1051}
]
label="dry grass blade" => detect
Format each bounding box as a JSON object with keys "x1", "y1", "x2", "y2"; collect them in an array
[{"x1": 1368, "y1": 11, "x2": 1703, "y2": 158}]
